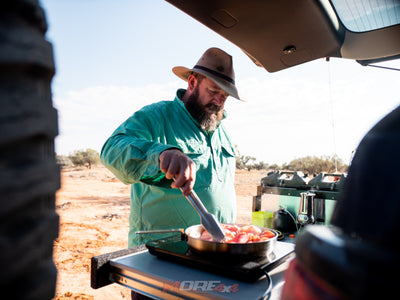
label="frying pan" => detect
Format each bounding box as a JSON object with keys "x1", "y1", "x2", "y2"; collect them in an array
[{"x1": 136, "y1": 223, "x2": 278, "y2": 257}]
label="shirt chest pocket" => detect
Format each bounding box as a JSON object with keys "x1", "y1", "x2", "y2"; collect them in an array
[
  {"x1": 175, "y1": 140, "x2": 205, "y2": 157},
  {"x1": 221, "y1": 143, "x2": 235, "y2": 158},
  {"x1": 217, "y1": 142, "x2": 236, "y2": 177}
]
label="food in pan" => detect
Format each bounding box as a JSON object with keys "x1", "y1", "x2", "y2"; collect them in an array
[{"x1": 198, "y1": 224, "x2": 275, "y2": 243}]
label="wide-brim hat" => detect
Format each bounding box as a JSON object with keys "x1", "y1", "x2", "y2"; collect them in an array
[{"x1": 172, "y1": 47, "x2": 243, "y2": 101}]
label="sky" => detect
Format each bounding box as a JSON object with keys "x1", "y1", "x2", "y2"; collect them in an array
[{"x1": 40, "y1": 0, "x2": 399, "y2": 166}]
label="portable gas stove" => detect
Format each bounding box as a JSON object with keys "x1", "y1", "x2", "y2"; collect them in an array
[
  {"x1": 146, "y1": 234, "x2": 295, "y2": 282},
  {"x1": 92, "y1": 236, "x2": 295, "y2": 299}
]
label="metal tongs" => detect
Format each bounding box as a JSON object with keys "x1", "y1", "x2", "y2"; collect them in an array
[{"x1": 175, "y1": 178, "x2": 225, "y2": 242}]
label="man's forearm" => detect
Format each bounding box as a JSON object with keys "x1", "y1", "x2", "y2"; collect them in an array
[{"x1": 100, "y1": 133, "x2": 179, "y2": 185}]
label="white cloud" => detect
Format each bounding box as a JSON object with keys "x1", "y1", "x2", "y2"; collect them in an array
[
  {"x1": 53, "y1": 82, "x2": 181, "y2": 155},
  {"x1": 54, "y1": 75, "x2": 399, "y2": 166},
  {"x1": 225, "y1": 74, "x2": 399, "y2": 164}
]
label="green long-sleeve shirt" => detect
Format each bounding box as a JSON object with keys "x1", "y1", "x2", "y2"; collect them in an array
[{"x1": 101, "y1": 89, "x2": 236, "y2": 246}]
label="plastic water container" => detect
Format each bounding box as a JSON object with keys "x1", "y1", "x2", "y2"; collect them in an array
[{"x1": 252, "y1": 211, "x2": 274, "y2": 228}]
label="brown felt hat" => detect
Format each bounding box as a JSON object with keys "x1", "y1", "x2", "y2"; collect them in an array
[{"x1": 172, "y1": 47, "x2": 242, "y2": 101}]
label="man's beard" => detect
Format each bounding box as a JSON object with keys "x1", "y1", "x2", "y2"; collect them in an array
[{"x1": 185, "y1": 87, "x2": 224, "y2": 132}]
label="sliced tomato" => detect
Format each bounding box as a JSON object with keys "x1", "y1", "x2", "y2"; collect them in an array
[
  {"x1": 232, "y1": 233, "x2": 249, "y2": 243},
  {"x1": 199, "y1": 225, "x2": 275, "y2": 243},
  {"x1": 200, "y1": 230, "x2": 214, "y2": 241},
  {"x1": 240, "y1": 225, "x2": 262, "y2": 235},
  {"x1": 222, "y1": 224, "x2": 240, "y2": 233},
  {"x1": 222, "y1": 231, "x2": 237, "y2": 243},
  {"x1": 260, "y1": 230, "x2": 275, "y2": 239},
  {"x1": 249, "y1": 234, "x2": 261, "y2": 242}
]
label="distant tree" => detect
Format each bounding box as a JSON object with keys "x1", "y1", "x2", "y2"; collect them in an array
[
  {"x1": 252, "y1": 161, "x2": 269, "y2": 170},
  {"x1": 285, "y1": 155, "x2": 348, "y2": 174},
  {"x1": 234, "y1": 146, "x2": 270, "y2": 170},
  {"x1": 68, "y1": 148, "x2": 100, "y2": 169},
  {"x1": 269, "y1": 163, "x2": 280, "y2": 170},
  {"x1": 235, "y1": 152, "x2": 256, "y2": 170},
  {"x1": 234, "y1": 145, "x2": 347, "y2": 173},
  {"x1": 281, "y1": 162, "x2": 292, "y2": 170}
]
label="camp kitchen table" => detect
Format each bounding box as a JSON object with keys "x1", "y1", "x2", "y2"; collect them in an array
[{"x1": 91, "y1": 235, "x2": 295, "y2": 299}]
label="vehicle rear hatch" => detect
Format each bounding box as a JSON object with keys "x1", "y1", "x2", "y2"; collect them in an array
[{"x1": 166, "y1": 0, "x2": 400, "y2": 72}]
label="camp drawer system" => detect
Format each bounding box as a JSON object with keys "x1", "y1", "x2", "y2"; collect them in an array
[{"x1": 253, "y1": 170, "x2": 346, "y2": 226}]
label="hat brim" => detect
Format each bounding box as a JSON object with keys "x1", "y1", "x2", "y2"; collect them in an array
[{"x1": 172, "y1": 66, "x2": 243, "y2": 101}]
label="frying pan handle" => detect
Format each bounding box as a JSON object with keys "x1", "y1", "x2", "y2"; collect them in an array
[
  {"x1": 135, "y1": 229, "x2": 184, "y2": 234},
  {"x1": 135, "y1": 228, "x2": 187, "y2": 241}
]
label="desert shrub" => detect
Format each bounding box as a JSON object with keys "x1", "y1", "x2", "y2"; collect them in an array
[
  {"x1": 68, "y1": 148, "x2": 100, "y2": 169},
  {"x1": 236, "y1": 154, "x2": 256, "y2": 169},
  {"x1": 285, "y1": 155, "x2": 348, "y2": 174},
  {"x1": 233, "y1": 146, "x2": 347, "y2": 173},
  {"x1": 249, "y1": 161, "x2": 269, "y2": 170}
]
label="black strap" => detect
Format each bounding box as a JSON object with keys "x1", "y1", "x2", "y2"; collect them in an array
[{"x1": 193, "y1": 65, "x2": 235, "y2": 84}]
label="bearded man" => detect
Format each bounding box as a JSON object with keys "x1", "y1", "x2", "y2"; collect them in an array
[{"x1": 101, "y1": 48, "x2": 243, "y2": 247}]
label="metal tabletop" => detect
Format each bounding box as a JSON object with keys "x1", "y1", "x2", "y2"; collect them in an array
[{"x1": 107, "y1": 249, "x2": 293, "y2": 300}]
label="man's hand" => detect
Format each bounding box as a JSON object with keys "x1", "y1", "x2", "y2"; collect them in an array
[{"x1": 159, "y1": 149, "x2": 196, "y2": 196}]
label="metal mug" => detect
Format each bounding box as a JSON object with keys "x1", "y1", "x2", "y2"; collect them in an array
[{"x1": 297, "y1": 192, "x2": 316, "y2": 225}]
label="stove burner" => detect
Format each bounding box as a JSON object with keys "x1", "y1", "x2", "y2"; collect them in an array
[{"x1": 146, "y1": 235, "x2": 295, "y2": 282}]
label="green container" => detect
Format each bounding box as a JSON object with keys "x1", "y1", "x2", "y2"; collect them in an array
[{"x1": 252, "y1": 211, "x2": 274, "y2": 228}]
